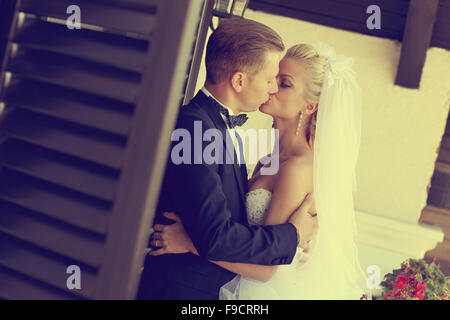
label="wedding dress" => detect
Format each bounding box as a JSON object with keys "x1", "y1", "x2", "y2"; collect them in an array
[{"x1": 219, "y1": 188, "x2": 367, "y2": 300}]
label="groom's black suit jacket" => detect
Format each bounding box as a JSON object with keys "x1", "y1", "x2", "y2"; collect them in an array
[{"x1": 136, "y1": 91, "x2": 298, "y2": 300}]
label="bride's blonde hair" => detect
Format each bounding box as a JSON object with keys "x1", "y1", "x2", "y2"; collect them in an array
[{"x1": 284, "y1": 44, "x2": 327, "y2": 148}]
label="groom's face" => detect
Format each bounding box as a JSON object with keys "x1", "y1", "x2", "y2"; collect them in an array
[{"x1": 238, "y1": 50, "x2": 280, "y2": 112}]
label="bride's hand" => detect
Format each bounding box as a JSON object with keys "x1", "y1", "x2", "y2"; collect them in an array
[{"x1": 149, "y1": 212, "x2": 197, "y2": 256}]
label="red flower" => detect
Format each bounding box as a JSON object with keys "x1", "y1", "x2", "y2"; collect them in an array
[
  {"x1": 394, "y1": 281, "x2": 405, "y2": 289},
  {"x1": 415, "y1": 292, "x2": 425, "y2": 300},
  {"x1": 416, "y1": 281, "x2": 426, "y2": 292},
  {"x1": 397, "y1": 275, "x2": 409, "y2": 283}
]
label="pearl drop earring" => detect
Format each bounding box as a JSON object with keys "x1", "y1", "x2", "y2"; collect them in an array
[{"x1": 296, "y1": 111, "x2": 304, "y2": 136}]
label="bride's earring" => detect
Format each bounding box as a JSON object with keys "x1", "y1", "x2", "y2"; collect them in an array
[{"x1": 296, "y1": 112, "x2": 304, "y2": 136}]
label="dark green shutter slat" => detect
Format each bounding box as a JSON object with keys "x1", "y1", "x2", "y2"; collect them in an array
[
  {"x1": 0, "y1": 266, "x2": 79, "y2": 300},
  {"x1": 0, "y1": 233, "x2": 96, "y2": 299},
  {"x1": 0, "y1": 171, "x2": 110, "y2": 236},
  {"x1": 3, "y1": 110, "x2": 126, "y2": 169},
  {"x1": 19, "y1": 0, "x2": 157, "y2": 37},
  {"x1": 12, "y1": 18, "x2": 149, "y2": 73},
  {"x1": 5, "y1": 79, "x2": 133, "y2": 137},
  {"x1": 0, "y1": 140, "x2": 118, "y2": 202},
  {"x1": 0, "y1": 201, "x2": 104, "y2": 268},
  {"x1": 7, "y1": 48, "x2": 141, "y2": 103}
]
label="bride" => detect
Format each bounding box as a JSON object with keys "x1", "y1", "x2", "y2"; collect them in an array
[{"x1": 150, "y1": 43, "x2": 371, "y2": 300}]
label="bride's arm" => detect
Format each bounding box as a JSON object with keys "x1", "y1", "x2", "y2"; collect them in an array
[
  {"x1": 264, "y1": 158, "x2": 313, "y2": 226},
  {"x1": 191, "y1": 246, "x2": 278, "y2": 283}
]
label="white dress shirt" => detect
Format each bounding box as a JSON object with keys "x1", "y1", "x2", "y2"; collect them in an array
[{"x1": 201, "y1": 87, "x2": 244, "y2": 165}]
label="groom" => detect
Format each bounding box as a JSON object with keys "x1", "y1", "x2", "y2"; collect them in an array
[{"x1": 136, "y1": 18, "x2": 315, "y2": 300}]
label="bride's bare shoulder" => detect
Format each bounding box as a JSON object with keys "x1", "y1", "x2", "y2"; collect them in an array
[
  {"x1": 275, "y1": 156, "x2": 315, "y2": 213},
  {"x1": 277, "y1": 156, "x2": 313, "y2": 186}
]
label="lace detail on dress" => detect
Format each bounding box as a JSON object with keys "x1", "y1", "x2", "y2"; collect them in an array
[
  {"x1": 245, "y1": 189, "x2": 272, "y2": 226},
  {"x1": 245, "y1": 188, "x2": 311, "y2": 268}
]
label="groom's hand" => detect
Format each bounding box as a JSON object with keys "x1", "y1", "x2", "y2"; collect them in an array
[{"x1": 288, "y1": 193, "x2": 318, "y2": 249}]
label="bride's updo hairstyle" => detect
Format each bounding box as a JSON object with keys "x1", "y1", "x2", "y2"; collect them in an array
[{"x1": 284, "y1": 44, "x2": 327, "y2": 148}]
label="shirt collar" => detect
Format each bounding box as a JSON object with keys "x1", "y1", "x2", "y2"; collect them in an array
[{"x1": 201, "y1": 86, "x2": 236, "y2": 116}]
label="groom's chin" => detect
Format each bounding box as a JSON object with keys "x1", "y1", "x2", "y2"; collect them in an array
[{"x1": 242, "y1": 104, "x2": 261, "y2": 113}]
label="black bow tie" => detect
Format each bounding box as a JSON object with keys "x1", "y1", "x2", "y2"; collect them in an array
[{"x1": 206, "y1": 96, "x2": 248, "y2": 129}]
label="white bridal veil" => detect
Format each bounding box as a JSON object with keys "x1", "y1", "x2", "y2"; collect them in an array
[{"x1": 289, "y1": 42, "x2": 371, "y2": 299}]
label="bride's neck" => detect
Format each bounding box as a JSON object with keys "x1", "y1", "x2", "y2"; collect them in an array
[{"x1": 274, "y1": 116, "x2": 312, "y2": 159}]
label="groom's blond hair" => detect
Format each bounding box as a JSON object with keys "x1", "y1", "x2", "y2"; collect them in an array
[{"x1": 205, "y1": 18, "x2": 284, "y2": 85}]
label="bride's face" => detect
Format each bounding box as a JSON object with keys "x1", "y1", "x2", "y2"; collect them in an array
[{"x1": 259, "y1": 57, "x2": 308, "y2": 119}]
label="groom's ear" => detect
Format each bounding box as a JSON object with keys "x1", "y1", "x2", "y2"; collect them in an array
[{"x1": 230, "y1": 71, "x2": 245, "y2": 93}]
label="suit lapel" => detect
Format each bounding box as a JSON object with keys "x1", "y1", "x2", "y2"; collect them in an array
[
  {"x1": 235, "y1": 131, "x2": 249, "y2": 193},
  {"x1": 191, "y1": 92, "x2": 247, "y2": 207}
]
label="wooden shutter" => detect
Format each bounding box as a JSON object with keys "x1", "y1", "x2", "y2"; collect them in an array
[{"x1": 0, "y1": 0, "x2": 212, "y2": 299}]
